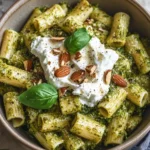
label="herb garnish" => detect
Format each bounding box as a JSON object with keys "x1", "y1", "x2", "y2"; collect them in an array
[
  {"x1": 64, "y1": 28, "x2": 92, "y2": 54},
  {"x1": 18, "y1": 83, "x2": 58, "y2": 109}
]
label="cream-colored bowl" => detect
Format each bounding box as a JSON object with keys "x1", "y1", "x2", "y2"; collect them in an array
[{"x1": 0, "y1": 0, "x2": 150, "y2": 150}]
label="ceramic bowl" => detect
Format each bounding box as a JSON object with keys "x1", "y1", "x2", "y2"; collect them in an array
[{"x1": 0, "y1": 0, "x2": 150, "y2": 150}]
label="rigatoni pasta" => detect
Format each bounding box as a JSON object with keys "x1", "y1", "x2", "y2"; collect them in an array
[
  {"x1": 33, "y1": 4, "x2": 68, "y2": 32},
  {"x1": 104, "y1": 111, "x2": 129, "y2": 146},
  {"x1": 70, "y1": 113, "x2": 106, "y2": 143},
  {"x1": 126, "y1": 115, "x2": 142, "y2": 133},
  {"x1": 3, "y1": 92, "x2": 25, "y2": 127},
  {"x1": 126, "y1": 83, "x2": 148, "y2": 107},
  {"x1": 25, "y1": 107, "x2": 41, "y2": 124},
  {"x1": 59, "y1": 95, "x2": 82, "y2": 115},
  {"x1": 60, "y1": 0, "x2": 93, "y2": 33},
  {"x1": 0, "y1": 0, "x2": 150, "y2": 149},
  {"x1": 38, "y1": 113, "x2": 71, "y2": 132},
  {"x1": 62, "y1": 130, "x2": 85, "y2": 150},
  {"x1": 98, "y1": 87, "x2": 128, "y2": 118},
  {"x1": 30, "y1": 124, "x2": 64, "y2": 150},
  {"x1": 107, "y1": 12, "x2": 130, "y2": 47},
  {"x1": 0, "y1": 30, "x2": 19, "y2": 59},
  {"x1": 0, "y1": 60, "x2": 35, "y2": 88},
  {"x1": 90, "y1": 6, "x2": 112, "y2": 29},
  {"x1": 125, "y1": 34, "x2": 150, "y2": 74},
  {"x1": 21, "y1": 8, "x2": 42, "y2": 34},
  {"x1": 0, "y1": 83, "x2": 17, "y2": 96}
]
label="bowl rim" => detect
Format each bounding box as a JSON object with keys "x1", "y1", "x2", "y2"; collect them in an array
[{"x1": 0, "y1": 0, "x2": 150, "y2": 150}]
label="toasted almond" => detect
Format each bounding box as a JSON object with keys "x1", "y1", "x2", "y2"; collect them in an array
[
  {"x1": 48, "y1": 61, "x2": 51, "y2": 65},
  {"x1": 52, "y1": 48, "x2": 61, "y2": 55},
  {"x1": 59, "y1": 87, "x2": 68, "y2": 97},
  {"x1": 59, "y1": 52, "x2": 70, "y2": 66},
  {"x1": 104, "y1": 70, "x2": 112, "y2": 85},
  {"x1": 85, "y1": 18, "x2": 94, "y2": 25},
  {"x1": 83, "y1": 78, "x2": 89, "y2": 83},
  {"x1": 86, "y1": 65, "x2": 97, "y2": 76},
  {"x1": 37, "y1": 79, "x2": 43, "y2": 85},
  {"x1": 23, "y1": 60, "x2": 32, "y2": 71},
  {"x1": 74, "y1": 52, "x2": 82, "y2": 61},
  {"x1": 55, "y1": 66, "x2": 70, "y2": 78},
  {"x1": 32, "y1": 78, "x2": 42, "y2": 85},
  {"x1": 112, "y1": 74, "x2": 127, "y2": 87},
  {"x1": 70, "y1": 70, "x2": 85, "y2": 83},
  {"x1": 51, "y1": 37, "x2": 65, "y2": 41}
]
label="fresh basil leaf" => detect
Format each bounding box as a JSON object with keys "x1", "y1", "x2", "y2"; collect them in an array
[
  {"x1": 64, "y1": 28, "x2": 92, "y2": 54},
  {"x1": 18, "y1": 83, "x2": 58, "y2": 109}
]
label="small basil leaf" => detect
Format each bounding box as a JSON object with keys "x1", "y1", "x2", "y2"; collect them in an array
[
  {"x1": 18, "y1": 83, "x2": 58, "y2": 109},
  {"x1": 64, "y1": 28, "x2": 92, "y2": 54}
]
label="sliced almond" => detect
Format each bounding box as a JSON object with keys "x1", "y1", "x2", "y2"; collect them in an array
[
  {"x1": 85, "y1": 19, "x2": 94, "y2": 25},
  {"x1": 32, "y1": 78, "x2": 42, "y2": 85},
  {"x1": 48, "y1": 61, "x2": 51, "y2": 65},
  {"x1": 52, "y1": 48, "x2": 61, "y2": 55},
  {"x1": 112, "y1": 74, "x2": 127, "y2": 87},
  {"x1": 86, "y1": 65, "x2": 97, "y2": 76},
  {"x1": 83, "y1": 78, "x2": 89, "y2": 83},
  {"x1": 104, "y1": 70, "x2": 112, "y2": 84},
  {"x1": 59, "y1": 52, "x2": 70, "y2": 66},
  {"x1": 70, "y1": 70, "x2": 85, "y2": 83},
  {"x1": 58, "y1": 87, "x2": 68, "y2": 97},
  {"x1": 50, "y1": 37, "x2": 65, "y2": 41},
  {"x1": 74, "y1": 52, "x2": 82, "y2": 61},
  {"x1": 23, "y1": 60, "x2": 32, "y2": 71},
  {"x1": 37, "y1": 79, "x2": 43, "y2": 85},
  {"x1": 55, "y1": 66, "x2": 70, "y2": 78}
]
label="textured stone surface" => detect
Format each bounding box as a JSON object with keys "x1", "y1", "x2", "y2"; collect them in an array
[{"x1": 0, "y1": 0, "x2": 149, "y2": 150}]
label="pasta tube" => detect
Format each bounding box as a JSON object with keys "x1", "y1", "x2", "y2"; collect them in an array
[
  {"x1": 60, "y1": 0, "x2": 93, "y2": 33},
  {"x1": 33, "y1": 4, "x2": 68, "y2": 32},
  {"x1": 0, "y1": 61, "x2": 35, "y2": 88},
  {"x1": 59, "y1": 95, "x2": 82, "y2": 115},
  {"x1": 0, "y1": 83, "x2": 17, "y2": 96},
  {"x1": 84, "y1": 20, "x2": 109, "y2": 43},
  {"x1": 21, "y1": 8, "x2": 42, "y2": 34},
  {"x1": 90, "y1": 7, "x2": 112, "y2": 29},
  {"x1": 104, "y1": 112, "x2": 129, "y2": 146},
  {"x1": 70, "y1": 113, "x2": 106, "y2": 143},
  {"x1": 8, "y1": 49, "x2": 30, "y2": 69},
  {"x1": 125, "y1": 34, "x2": 150, "y2": 74},
  {"x1": 3, "y1": 92, "x2": 25, "y2": 127},
  {"x1": 25, "y1": 107, "x2": 41, "y2": 124},
  {"x1": 38, "y1": 113, "x2": 71, "y2": 132},
  {"x1": 30, "y1": 124, "x2": 64, "y2": 150},
  {"x1": 126, "y1": 83, "x2": 148, "y2": 107},
  {"x1": 98, "y1": 87, "x2": 127, "y2": 118},
  {"x1": 0, "y1": 30, "x2": 19, "y2": 59},
  {"x1": 23, "y1": 33, "x2": 38, "y2": 50},
  {"x1": 68, "y1": 0, "x2": 93, "y2": 22},
  {"x1": 126, "y1": 115, "x2": 142, "y2": 133},
  {"x1": 114, "y1": 52, "x2": 131, "y2": 78},
  {"x1": 107, "y1": 12, "x2": 130, "y2": 47},
  {"x1": 62, "y1": 130, "x2": 85, "y2": 150}
]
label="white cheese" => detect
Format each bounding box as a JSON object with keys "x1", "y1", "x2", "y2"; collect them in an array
[{"x1": 31, "y1": 36, "x2": 119, "y2": 107}]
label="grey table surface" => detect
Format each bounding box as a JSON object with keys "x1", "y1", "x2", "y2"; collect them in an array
[{"x1": 0, "y1": 0, "x2": 150, "y2": 150}]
